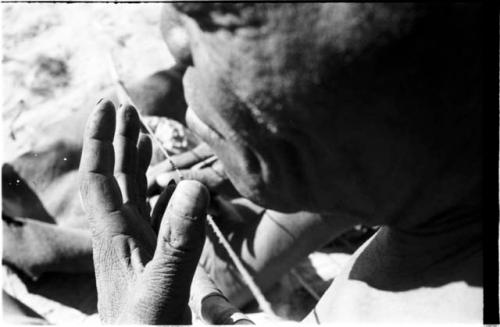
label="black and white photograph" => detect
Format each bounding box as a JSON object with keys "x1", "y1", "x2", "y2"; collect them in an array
[{"x1": 1, "y1": 2, "x2": 497, "y2": 325}]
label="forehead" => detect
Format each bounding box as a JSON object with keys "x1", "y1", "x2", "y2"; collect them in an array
[
  {"x1": 176, "y1": 3, "x2": 420, "y2": 85},
  {"x1": 177, "y1": 4, "x2": 417, "y2": 116},
  {"x1": 173, "y1": 3, "x2": 418, "y2": 51}
]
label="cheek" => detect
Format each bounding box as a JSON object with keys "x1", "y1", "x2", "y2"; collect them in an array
[
  {"x1": 185, "y1": 106, "x2": 266, "y2": 203},
  {"x1": 183, "y1": 70, "x2": 275, "y2": 205}
]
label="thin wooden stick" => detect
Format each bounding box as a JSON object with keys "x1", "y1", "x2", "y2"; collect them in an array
[
  {"x1": 290, "y1": 268, "x2": 321, "y2": 301},
  {"x1": 206, "y1": 215, "x2": 275, "y2": 316}
]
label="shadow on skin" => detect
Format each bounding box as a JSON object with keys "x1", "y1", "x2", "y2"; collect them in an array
[
  {"x1": 18, "y1": 271, "x2": 98, "y2": 315},
  {"x1": 126, "y1": 63, "x2": 188, "y2": 123},
  {"x1": 348, "y1": 222, "x2": 483, "y2": 292},
  {"x1": 5, "y1": 140, "x2": 81, "y2": 196},
  {"x1": 2, "y1": 163, "x2": 55, "y2": 224}
]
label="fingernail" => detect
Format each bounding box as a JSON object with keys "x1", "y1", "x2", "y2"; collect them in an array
[
  {"x1": 169, "y1": 180, "x2": 209, "y2": 221},
  {"x1": 165, "y1": 180, "x2": 209, "y2": 250},
  {"x1": 96, "y1": 98, "x2": 103, "y2": 105}
]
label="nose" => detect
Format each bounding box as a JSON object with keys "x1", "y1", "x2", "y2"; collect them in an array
[{"x1": 160, "y1": 4, "x2": 192, "y2": 66}]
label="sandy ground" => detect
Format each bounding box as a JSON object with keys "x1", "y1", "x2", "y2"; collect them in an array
[
  {"x1": 3, "y1": 3, "x2": 173, "y2": 162},
  {"x1": 2, "y1": 3, "x2": 355, "y2": 324}
]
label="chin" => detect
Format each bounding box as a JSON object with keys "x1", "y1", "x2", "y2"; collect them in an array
[{"x1": 223, "y1": 167, "x2": 311, "y2": 214}]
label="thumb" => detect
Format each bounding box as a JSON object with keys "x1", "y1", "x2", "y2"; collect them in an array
[
  {"x1": 155, "y1": 179, "x2": 209, "y2": 253},
  {"x1": 128, "y1": 180, "x2": 209, "y2": 324}
]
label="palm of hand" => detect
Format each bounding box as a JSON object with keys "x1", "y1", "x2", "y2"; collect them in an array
[
  {"x1": 90, "y1": 205, "x2": 155, "y2": 323},
  {"x1": 79, "y1": 100, "x2": 208, "y2": 324}
]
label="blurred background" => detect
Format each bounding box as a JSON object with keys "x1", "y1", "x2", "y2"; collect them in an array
[{"x1": 3, "y1": 3, "x2": 173, "y2": 162}]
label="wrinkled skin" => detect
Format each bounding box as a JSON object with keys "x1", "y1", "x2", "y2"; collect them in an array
[
  {"x1": 79, "y1": 102, "x2": 210, "y2": 324},
  {"x1": 82, "y1": 3, "x2": 483, "y2": 324}
]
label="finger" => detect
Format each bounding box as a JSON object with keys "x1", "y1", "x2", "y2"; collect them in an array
[
  {"x1": 79, "y1": 99, "x2": 122, "y2": 217},
  {"x1": 191, "y1": 265, "x2": 254, "y2": 324},
  {"x1": 137, "y1": 134, "x2": 153, "y2": 217},
  {"x1": 146, "y1": 158, "x2": 174, "y2": 195},
  {"x1": 138, "y1": 134, "x2": 153, "y2": 175},
  {"x1": 174, "y1": 142, "x2": 214, "y2": 168},
  {"x1": 114, "y1": 104, "x2": 141, "y2": 204},
  {"x1": 140, "y1": 180, "x2": 209, "y2": 323},
  {"x1": 146, "y1": 143, "x2": 213, "y2": 192},
  {"x1": 150, "y1": 180, "x2": 176, "y2": 234},
  {"x1": 157, "y1": 165, "x2": 225, "y2": 189},
  {"x1": 156, "y1": 180, "x2": 209, "y2": 252},
  {"x1": 156, "y1": 161, "x2": 239, "y2": 197}
]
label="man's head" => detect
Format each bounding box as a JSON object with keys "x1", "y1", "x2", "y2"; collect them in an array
[{"x1": 162, "y1": 3, "x2": 482, "y2": 227}]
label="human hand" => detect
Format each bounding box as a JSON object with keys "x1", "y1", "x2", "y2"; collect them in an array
[
  {"x1": 79, "y1": 100, "x2": 209, "y2": 324},
  {"x1": 147, "y1": 142, "x2": 239, "y2": 199}
]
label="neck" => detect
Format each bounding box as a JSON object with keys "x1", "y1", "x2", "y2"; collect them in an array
[{"x1": 382, "y1": 206, "x2": 482, "y2": 262}]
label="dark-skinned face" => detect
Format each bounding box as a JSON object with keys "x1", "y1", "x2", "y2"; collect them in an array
[{"x1": 162, "y1": 3, "x2": 482, "y2": 227}]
